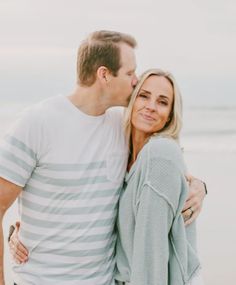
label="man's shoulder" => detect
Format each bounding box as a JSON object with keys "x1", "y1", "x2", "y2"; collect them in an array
[
  {"x1": 20, "y1": 95, "x2": 61, "y2": 116},
  {"x1": 106, "y1": 107, "x2": 125, "y2": 119},
  {"x1": 35, "y1": 95, "x2": 65, "y2": 113},
  {"x1": 105, "y1": 107, "x2": 125, "y2": 133},
  {"x1": 8, "y1": 96, "x2": 63, "y2": 135}
]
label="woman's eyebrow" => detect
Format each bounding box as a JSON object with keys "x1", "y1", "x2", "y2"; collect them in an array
[
  {"x1": 140, "y1": 90, "x2": 170, "y2": 100},
  {"x1": 159, "y1": 95, "x2": 170, "y2": 100},
  {"x1": 139, "y1": 89, "x2": 151, "y2": 94}
]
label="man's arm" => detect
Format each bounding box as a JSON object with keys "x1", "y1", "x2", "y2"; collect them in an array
[
  {"x1": 182, "y1": 176, "x2": 207, "y2": 225},
  {"x1": 0, "y1": 177, "x2": 22, "y2": 285}
]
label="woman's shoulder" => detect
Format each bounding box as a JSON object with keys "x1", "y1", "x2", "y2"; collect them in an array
[
  {"x1": 145, "y1": 137, "x2": 186, "y2": 209},
  {"x1": 145, "y1": 136, "x2": 185, "y2": 174},
  {"x1": 149, "y1": 136, "x2": 181, "y2": 157}
]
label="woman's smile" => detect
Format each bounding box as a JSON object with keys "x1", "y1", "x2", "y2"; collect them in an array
[{"x1": 140, "y1": 112, "x2": 156, "y2": 122}]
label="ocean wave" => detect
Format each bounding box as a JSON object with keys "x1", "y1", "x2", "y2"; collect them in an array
[
  {"x1": 181, "y1": 135, "x2": 236, "y2": 152},
  {"x1": 183, "y1": 129, "x2": 236, "y2": 136}
]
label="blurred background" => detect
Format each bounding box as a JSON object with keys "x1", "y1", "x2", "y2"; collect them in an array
[{"x1": 1, "y1": 0, "x2": 236, "y2": 283}]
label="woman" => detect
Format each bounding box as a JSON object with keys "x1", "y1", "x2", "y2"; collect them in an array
[{"x1": 115, "y1": 69, "x2": 203, "y2": 285}]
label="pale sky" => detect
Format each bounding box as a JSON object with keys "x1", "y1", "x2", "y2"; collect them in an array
[{"x1": 1, "y1": 0, "x2": 236, "y2": 107}]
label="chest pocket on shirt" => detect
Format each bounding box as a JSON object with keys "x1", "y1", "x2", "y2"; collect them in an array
[{"x1": 106, "y1": 152, "x2": 128, "y2": 185}]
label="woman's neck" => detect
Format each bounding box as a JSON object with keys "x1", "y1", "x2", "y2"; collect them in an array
[{"x1": 128, "y1": 130, "x2": 150, "y2": 171}]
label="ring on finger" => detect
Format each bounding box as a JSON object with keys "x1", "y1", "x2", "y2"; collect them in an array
[{"x1": 189, "y1": 207, "x2": 194, "y2": 218}]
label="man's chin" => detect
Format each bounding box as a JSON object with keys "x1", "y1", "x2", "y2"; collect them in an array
[
  {"x1": 125, "y1": 95, "x2": 132, "y2": 106},
  {"x1": 115, "y1": 96, "x2": 131, "y2": 108},
  {"x1": 119, "y1": 99, "x2": 130, "y2": 108}
]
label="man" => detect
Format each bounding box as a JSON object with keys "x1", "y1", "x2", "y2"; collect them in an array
[{"x1": 0, "y1": 30, "x2": 206, "y2": 285}]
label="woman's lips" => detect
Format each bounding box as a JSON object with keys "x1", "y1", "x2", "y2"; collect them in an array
[{"x1": 140, "y1": 113, "x2": 155, "y2": 121}]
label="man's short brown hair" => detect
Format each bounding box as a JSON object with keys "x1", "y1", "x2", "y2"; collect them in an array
[{"x1": 77, "y1": 30, "x2": 137, "y2": 86}]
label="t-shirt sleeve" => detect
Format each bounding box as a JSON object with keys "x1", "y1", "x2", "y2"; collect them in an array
[{"x1": 0, "y1": 109, "x2": 42, "y2": 187}]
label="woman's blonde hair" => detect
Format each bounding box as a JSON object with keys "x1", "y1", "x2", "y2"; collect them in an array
[{"x1": 124, "y1": 68, "x2": 183, "y2": 146}]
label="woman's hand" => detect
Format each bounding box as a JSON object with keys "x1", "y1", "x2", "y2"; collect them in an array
[
  {"x1": 182, "y1": 175, "x2": 207, "y2": 225},
  {"x1": 8, "y1": 221, "x2": 29, "y2": 264}
]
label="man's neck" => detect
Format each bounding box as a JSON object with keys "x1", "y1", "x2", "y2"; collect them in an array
[{"x1": 68, "y1": 85, "x2": 111, "y2": 116}]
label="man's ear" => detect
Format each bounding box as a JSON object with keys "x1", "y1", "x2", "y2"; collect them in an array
[{"x1": 96, "y1": 66, "x2": 110, "y2": 83}]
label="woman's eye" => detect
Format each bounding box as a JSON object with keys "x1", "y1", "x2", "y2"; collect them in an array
[
  {"x1": 138, "y1": 93, "x2": 148, "y2": 98},
  {"x1": 159, "y1": 101, "x2": 168, "y2": 106}
]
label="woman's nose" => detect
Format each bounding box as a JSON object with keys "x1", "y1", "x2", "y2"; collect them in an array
[{"x1": 145, "y1": 99, "x2": 157, "y2": 111}]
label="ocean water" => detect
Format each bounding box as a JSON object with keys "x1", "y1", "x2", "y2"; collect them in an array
[
  {"x1": 182, "y1": 107, "x2": 236, "y2": 153},
  {"x1": 0, "y1": 99, "x2": 235, "y2": 153}
]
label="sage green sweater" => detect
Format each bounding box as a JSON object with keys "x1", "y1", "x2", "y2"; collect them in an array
[{"x1": 115, "y1": 137, "x2": 201, "y2": 285}]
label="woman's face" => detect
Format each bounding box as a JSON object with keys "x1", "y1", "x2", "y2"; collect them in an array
[{"x1": 131, "y1": 75, "x2": 174, "y2": 137}]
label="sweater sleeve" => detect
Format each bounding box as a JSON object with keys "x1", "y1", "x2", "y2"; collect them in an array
[{"x1": 130, "y1": 184, "x2": 174, "y2": 285}]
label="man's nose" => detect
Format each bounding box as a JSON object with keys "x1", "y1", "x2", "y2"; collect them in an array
[{"x1": 132, "y1": 74, "x2": 138, "y2": 87}]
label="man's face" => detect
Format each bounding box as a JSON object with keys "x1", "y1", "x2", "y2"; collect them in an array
[{"x1": 108, "y1": 43, "x2": 137, "y2": 107}]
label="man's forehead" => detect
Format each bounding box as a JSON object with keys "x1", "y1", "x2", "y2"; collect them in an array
[{"x1": 119, "y1": 43, "x2": 135, "y2": 57}]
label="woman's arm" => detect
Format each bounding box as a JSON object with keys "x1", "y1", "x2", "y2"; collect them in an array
[{"x1": 130, "y1": 184, "x2": 174, "y2": 285}]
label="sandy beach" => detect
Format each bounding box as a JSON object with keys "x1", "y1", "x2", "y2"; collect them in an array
[{"x1": 185, "y1": 151, "x2": 236, "y2": 284}]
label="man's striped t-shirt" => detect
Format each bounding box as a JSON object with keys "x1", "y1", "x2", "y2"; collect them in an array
[{"x1": 0, "y1": 95, "x2": 128, "y2": 285}]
